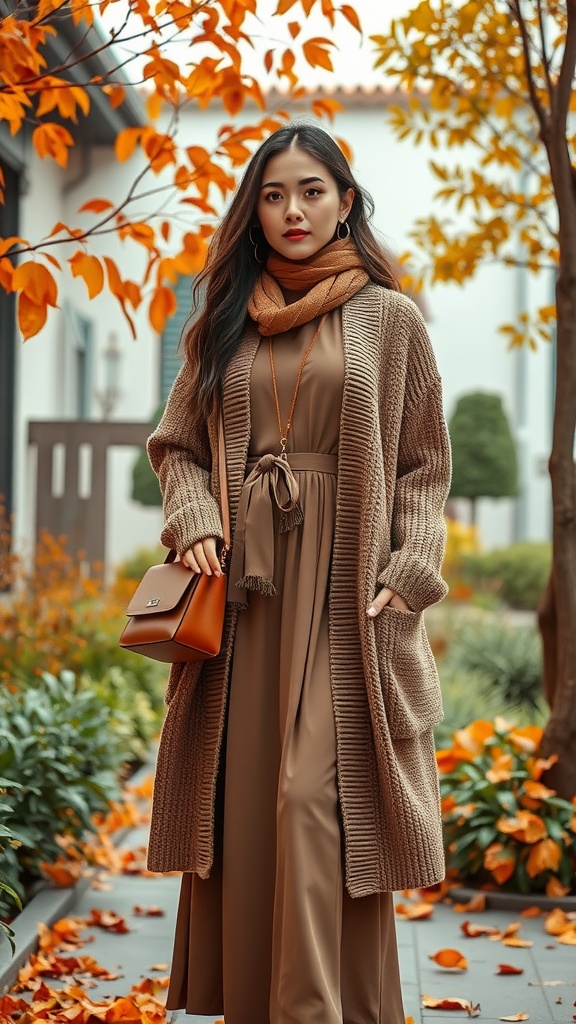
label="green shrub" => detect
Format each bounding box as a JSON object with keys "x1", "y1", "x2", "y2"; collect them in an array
[
  {"x1": 461, "y1": 542, "x2": 551, "y2": 610},
  {"x1": 445, "y1": 617, "x2": 543, "y2": 713},
  {"x1": 83, "y1": 666, "x2": 160, "y2": 763},
  {"x1": 115, "y1": 544, "x2": 167, "y2": 582},
  {"x1": 0, "y1": 671, "x2": 125, "y2": 909},
  {"x1": 0, "y1": 788, "x2": 24, "y2": 950},
  {"x1": 438, "y1": 719, "x2": 576, "y2": 895}
]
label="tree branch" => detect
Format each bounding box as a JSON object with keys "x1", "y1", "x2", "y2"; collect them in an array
[
  {"x1": 510, "y1": 0, "x2": 549, "y2": 139},
  {"x1": 553, "y1": 0, "x2": 576, "y2": 129},
  {"x1": 536, "y1": 0, "x2": 555, "y2": 101}
]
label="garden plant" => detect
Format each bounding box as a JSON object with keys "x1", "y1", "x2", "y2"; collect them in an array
[{"x1": 438, "y1": 718, "x2": 576, "y2": 897}]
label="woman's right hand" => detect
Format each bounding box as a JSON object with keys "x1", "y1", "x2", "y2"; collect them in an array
[{"x1": 182, "y1": 537, "x2": 222, "y2": 577}]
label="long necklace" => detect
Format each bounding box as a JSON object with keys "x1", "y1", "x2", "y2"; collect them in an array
[{"x1": 268, "y1": 313, "x2": 328, "y2": 460}]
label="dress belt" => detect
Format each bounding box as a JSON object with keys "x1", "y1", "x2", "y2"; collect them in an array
[
  {"x1": 246, "y1": 452, "x2": 338, "y2": 474},
  {"x1": 228, "y1": 452, "x2": 338, "y2": 606}
]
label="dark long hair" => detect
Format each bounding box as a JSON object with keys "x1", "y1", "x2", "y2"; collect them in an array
[{"x1": 182, "y1": 120, "x2": 400, "y2": 423}]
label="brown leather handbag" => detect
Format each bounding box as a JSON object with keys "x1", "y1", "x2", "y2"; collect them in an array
[{"x1": 119, "y1": 413, "x2": 230, "y2": 664}]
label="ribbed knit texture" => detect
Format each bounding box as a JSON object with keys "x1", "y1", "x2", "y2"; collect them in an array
[
  {"x1": 248, "y1": 238, "x2": 369, "y2": 335},
  {"x1": 146, "y1": 286, "x2": 451, "y2": 895}
]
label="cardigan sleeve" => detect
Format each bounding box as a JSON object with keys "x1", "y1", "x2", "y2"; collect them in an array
[
  {"x1": 378, "y1": 306, "x2": 452, "y2": 612},
  {"x1": 147, "y1": 362, "x2": 224, "y2": 555}
]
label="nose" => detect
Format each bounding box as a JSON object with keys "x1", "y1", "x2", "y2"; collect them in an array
[{"x1": 284, "y1": 196, "x2": 304, "y2": 222}]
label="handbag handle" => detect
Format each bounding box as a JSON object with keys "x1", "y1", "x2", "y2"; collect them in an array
[
  {"x1": 165, "y1": 408, "x2": 230, "y2": 568},
  {"x1": 217, "y1": 407, "x2": 231, "y2": 553}
]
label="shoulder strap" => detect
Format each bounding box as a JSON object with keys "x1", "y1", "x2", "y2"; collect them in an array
[{"x1": 218, "y1": 409, "x2": 231, "y2": 552}]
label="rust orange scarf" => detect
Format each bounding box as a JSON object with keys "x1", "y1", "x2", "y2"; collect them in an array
[{"x1": 247, "y1": 237, "x2": 369, "y2": 336}]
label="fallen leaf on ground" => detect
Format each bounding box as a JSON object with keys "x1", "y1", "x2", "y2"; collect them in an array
[
  {"x1": 461, "y1": 920, "x2": 501, "y2": 938},
  {"x1": 429, "y1": 948, "x2": 468, "y2": 970},
  {"x1": 149, "y1": 963, "x2": 169, "y2": 971},
  {"x1": 87, "y1": 908, "x2": 130, "y2": 933},
  {"x1": 133, "y1": 905, "x2": 165, "y2": 916},
  {"x1": 556, "y1": 929, "x2": 576, "y2": 945},
  {"x1": 40, "y1": 859, "x2": 86, "y2": 886},
  {"x1": 38, "y1": 917, "x2": 90, "y2": 953},
  {"x1": 502, "y1": 937, "x2": 534, "y2": 948},
  {"x1": 520, "y1": 905, "x2": 542, "y2": 917},
  {"x1": 422, "y1": 994, "x2": 480, "y2": 1013},
  {"x1": 527, "y1": 980, "x2": 566, "y2": 986},
  {"x1": 499, "y1": 1015, "x2": 529, "y2": 1021},
  {"x1": 497, "y1": 964, "x2": 524, "y2": 975},
  {"x1": 545, "y1": 908, "x2": 570, "y2": 935},
  {"x1": 395, "y1": 901, "x2": 435, "y2": 920},
  {"x1": 452, "y1": 893, "x2": 487, "y2": 913}
]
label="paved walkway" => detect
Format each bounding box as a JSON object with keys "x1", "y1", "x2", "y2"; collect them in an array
[{"x1": 7, "y1": 766, "x2": 576, "y2": 1023}]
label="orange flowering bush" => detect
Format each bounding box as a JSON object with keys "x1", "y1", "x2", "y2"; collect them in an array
[{"x1": 437, "y1": 718, "x2": 576, "y2": 896}]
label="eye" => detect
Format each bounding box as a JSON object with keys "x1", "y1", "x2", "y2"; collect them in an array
[
  {"x1": 305, "y1": 187, "x2": 322, "y2": 197},
  {"x1": 264, "y1": 191, "x2": 283, "y2": 202}
]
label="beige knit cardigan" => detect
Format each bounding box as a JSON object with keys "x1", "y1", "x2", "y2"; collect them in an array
[{"x1": 147, "y1": 283, "x2": 451, "y2": 896}]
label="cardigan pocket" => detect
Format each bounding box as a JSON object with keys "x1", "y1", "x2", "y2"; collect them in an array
[{"x1": 373, "y1": 606, "x2": 443, "y2": 738}]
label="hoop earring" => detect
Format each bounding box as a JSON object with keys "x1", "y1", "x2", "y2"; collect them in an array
[
  {"x1": 337, "y1": 219, "x2": 351, "y2": 240},
  {"x1": 249, "y1": 226, "x2": 264, "y2": 264}
]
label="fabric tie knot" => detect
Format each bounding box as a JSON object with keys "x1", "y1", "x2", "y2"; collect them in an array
[{"x1": 227, "y1": 453, "x2": 304, "y2": 606}]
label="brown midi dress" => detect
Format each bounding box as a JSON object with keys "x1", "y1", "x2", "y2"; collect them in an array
[{"x1": 166, "y1": 309, "x2": 405, "y2": 1024}]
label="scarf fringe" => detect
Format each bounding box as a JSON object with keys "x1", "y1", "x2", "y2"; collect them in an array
[
  {"x1": 279, "y1": 502, "x2": 304, "y2": 533},
  {"x1": 235, "y1": 575, "x2": 277, "y2": 597}
]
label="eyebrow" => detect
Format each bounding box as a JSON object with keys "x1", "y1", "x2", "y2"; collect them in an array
[{"x1": 260, "y1": 176, "x2": 326, "y2": 189}]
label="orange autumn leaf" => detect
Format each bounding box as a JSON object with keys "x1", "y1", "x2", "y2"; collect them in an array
[
  {"x1": 508, "y1": 725, "x2": 542, "y2": 753},
  {"x1": 78, "y1": 198, "x2": 115, "y2": 214},
  {"x1": 128, "y1": 774, "x2": 155, "y2": 800},
  {"x1": 17, "y1": 291, "x2": 48, "y2": 339},
  {"x1": 546, "y1": 877, "x2": 570, "y2": 898},
  {"x1": 429, "y1": 948, "x2": 468, "y2": 970},
  {"x1": 497, "y1": 963, "x2": 524, "y2": 974},
  {"x1": 461, "y1": 920, "x2": 500, "y2": 937},
  {"x1": 69, "y1": 251, "x2": 105, "y2": 299},
  {"x1": 88, "y1": 908, "x2": 130, "y2": 933},
  {"x1": 527, "y1": 753, "x2": 557, "y2": 781},
  {"x1": 38, "y1": 916, "x2": 89, "y2": 953},
  {"x1": 499, "y1": 1015, "x2": 529, "y2": 1022},
  {"x1": 502, "y1": 936, "x2": 533, "y2": 948},
  {"x1": 484, "y1": 843, "x2": 516, "y2": 884},
  {"x1": 149, "y1": 284, "x2": 177, "y2": 333},
  {"x1": 486, "y1": 752, "x2": 513, "y2": 783},
  {"x1": 40, "y1": 859, "x2": 84, "y2": 886},
  {"x1": 395, "y1": 901, "x2": 435, "y2": 920},
  {"x1": 12, "y1": 260, "x2": 57, "y2": 306},
  {"x1": 453, "y1": 893, "x2": 487, "y2": 913},
  {"x1": 555, "y1": 928, "x2": 576, "y2": 944},
  {"x1": 497, "y1": 810, "x2": 547, "y2": 844},
  {"x1": 545, "y1": 908, "x2": 570, "y2": 935},
  {"x1": 115, "y1": 126, "x2": 142, "y2": 162},
  {"x1": 303, "y1": 36, "x2": 334, "y2": 70},
  {"x1": 32, "y1": 122, "x2": 75, "y2": 167},
  {"x1": 520, "y1": 906, "x2": 542, "y2": 917},
  {"x1": 526, "y1": 838, "x2": 562, "y2": 878},
  {"x1": 522, "y1": 780, "x2": 556, "y2": 801},
  {"x1": 133, "y1": 905, "x2": 165, "y2": 917},
  {"x1": 422, "y1": 994, "x2": 480, "y2": 1012}
]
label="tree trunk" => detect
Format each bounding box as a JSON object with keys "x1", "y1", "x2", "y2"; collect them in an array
[
  {"x1": 537, "y1": 572, "x2": 557, "y2": 709},
  {"x1": 538, "y1": 76, "x2": 576, "y2": 796}
]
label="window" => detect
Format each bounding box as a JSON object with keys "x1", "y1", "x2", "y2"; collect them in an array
[{"x1": 160, "y1": 275, "x2": 198, "y2": 401}]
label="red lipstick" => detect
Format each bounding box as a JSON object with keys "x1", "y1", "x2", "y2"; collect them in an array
[{"x1": 283, "y1": 229, "x2": 309, "y2": 238}]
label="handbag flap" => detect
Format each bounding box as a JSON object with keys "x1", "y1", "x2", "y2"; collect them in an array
[{"x1": 125, "y1": 561, "x2": 197, "y2": 616}]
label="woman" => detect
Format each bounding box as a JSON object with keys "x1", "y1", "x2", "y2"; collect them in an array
[{"x1": 147, "y1": 121, "x2": 451, "y2": 1024}]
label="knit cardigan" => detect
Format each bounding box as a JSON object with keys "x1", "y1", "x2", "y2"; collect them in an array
[{"x1": 146, "y1": 283, "x2": 452, "y2": 896}]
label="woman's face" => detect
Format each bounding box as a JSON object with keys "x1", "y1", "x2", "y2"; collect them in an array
[{"x1": 255, "y1": 144, "x2": 354, "y2": 261}]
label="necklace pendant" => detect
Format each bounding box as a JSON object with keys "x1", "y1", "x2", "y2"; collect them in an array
[{"x1": 279, "y1": 437, "x2": 288, "y2": 460}]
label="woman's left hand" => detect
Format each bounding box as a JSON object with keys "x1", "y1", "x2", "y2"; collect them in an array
[{"x1": 367, "y1": 586, "x2": 412, "y2": 618}]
